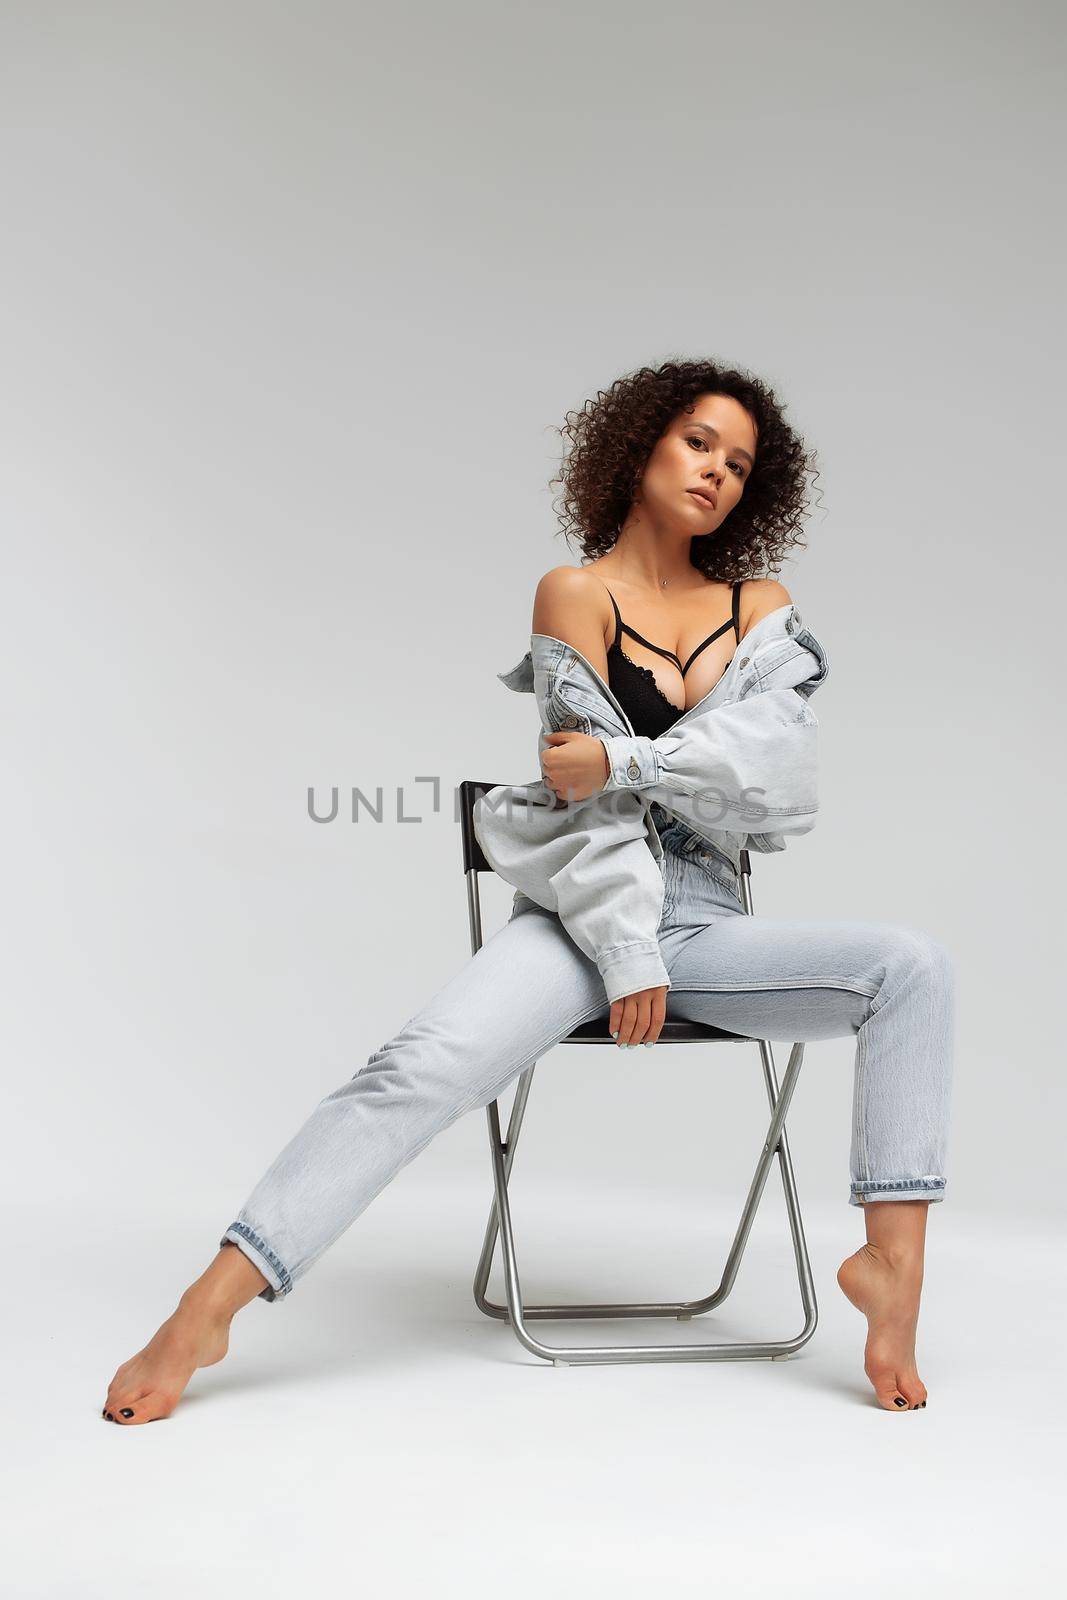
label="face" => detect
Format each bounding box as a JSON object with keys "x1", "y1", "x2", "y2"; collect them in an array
[{"x1": 633, "y1": 392, "x2": 757, "y2": 535}]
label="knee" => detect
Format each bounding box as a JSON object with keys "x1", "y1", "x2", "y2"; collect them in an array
[
  {"x1": 341, "y1": 1020, "x2": 489, "y2": 1117},
  {"x1": 887, "y1": 926, "x2": 955, "y2": 995}
]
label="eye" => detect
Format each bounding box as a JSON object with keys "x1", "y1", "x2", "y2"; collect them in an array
[{"x1": 689, "y1": 437, "x2": 746, "y2": 477}]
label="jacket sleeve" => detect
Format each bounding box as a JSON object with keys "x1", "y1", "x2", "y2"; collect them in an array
[
  {"x1": 473, "y1": 779, "x2": 671, "y2": 1005},
  {"x1": 596, "y1": 639, "x2": 825, "y2": 839},
  {"x1": 597, "y1": 689, "x2": 819, "y2": 837}
]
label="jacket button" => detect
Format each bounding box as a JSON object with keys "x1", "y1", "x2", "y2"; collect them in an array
[
  {"x1": 626, "y1": 756, "x2": 641, "y2": 781},
  {"x1": 562, "y1": 715, "x2": 579, "y2": 729},
  {"x1": 738, "y1": 656, "x2": 750, "y2": 669}
]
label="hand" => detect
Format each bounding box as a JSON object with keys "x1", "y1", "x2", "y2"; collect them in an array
[
  {"x1": 610, "y1": 984, "x2": 668, "y2": 1048},
  {"x1": 541, "y1": 730, "x2": 609, "y2": 803}
]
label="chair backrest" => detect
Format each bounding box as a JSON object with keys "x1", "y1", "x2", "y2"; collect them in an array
[
  {"x1": 459, "y1": 780, "x2": 502, "y2": 875},
  {"x1": 459, "y1": 779, "x2": 751, "y2": 880}
]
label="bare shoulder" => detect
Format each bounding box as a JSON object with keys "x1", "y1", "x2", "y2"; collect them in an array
[
  {"x1": 533, "y1": 564, "x2": 605, "y2": 603},
  {"x1": 531, "y1": 565, "x2": 612, "y2": 663},
  {"x1": 532, "y1": 564, "x2": 609, "y2": 627},
  {"x1": 740, "y1": 576, "x2": 793, "y2": 634}
]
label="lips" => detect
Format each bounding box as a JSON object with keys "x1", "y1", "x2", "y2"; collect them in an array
[{"x1": 688, "y1": 487, "x2": 718, "y2": 510}]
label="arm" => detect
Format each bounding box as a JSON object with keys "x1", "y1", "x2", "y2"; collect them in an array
[
  {"x1": 598, "y1": 687, "x2": 821, "y2": 835},
  {"x1": 474, "y1": 567, "x2": 669, "y2": 1004},
  {"x1": 532, "y1": 566, "x2": 617, "y2": 797},
  {"x1": 532, "y1": 565, "x2": 615, "y2": 670},
  {"x1": 474, "y1": 777, "x2": 671, "y2": 1003}
]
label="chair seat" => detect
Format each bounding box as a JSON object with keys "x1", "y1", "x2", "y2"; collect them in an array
[{"x1": 561, "y1": 1017, "x2": 752, "y2": 1044}]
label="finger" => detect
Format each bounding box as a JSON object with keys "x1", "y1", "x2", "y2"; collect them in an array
[
  {"x1": 616, "y1": 997, "x2": 637, "y2": 1048},
  {"x1": 645, "y1": 988, "x2": 667, "y2": 1045},
  {"x1": 539, "y1": 764, "x2": 565, "y2": 801},
  {"x1": 631, "y1": 993, "x2": 653, "y2": 1045},
  {"x1": 625, "y1": 998, "x2": 645, "y2": 1047}
]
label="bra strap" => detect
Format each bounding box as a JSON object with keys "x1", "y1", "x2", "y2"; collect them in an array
[
  {"x1": 597, "y1": 578, "x2": 623, "y2": 651},
  {"x1": 732, "y1": 579, "x2": 743, "y2": 637}
]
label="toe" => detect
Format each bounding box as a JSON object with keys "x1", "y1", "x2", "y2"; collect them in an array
[
  {"x1": 104, "y1": 1387, "x2": 149, "y2": 1423},
  {"x1": 113, "y1": 1390, "x2": 177, "y2": 1424},
  {"x1": 103, "y1": 1393, "x2": 128, "y2": 1421},
  {"x1": 899, "y1": 1375, "x2": 928, "y2": 1409},
  {"x1": 867, "y1": 1365, "x2": 912, "y2": 1411},
  {"x1": 104, "y1": 1373, "x2": 134, "y2": 1414},
  {"x1": 104, "y1": 1381, "x2": 149, "y2": 1418}
]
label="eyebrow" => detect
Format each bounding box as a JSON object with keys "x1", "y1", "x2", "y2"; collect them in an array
[{"x1": 685, "y1": 420, "x2": 755, "y2": 468}]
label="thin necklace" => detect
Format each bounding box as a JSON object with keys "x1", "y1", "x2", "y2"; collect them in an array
[{"x1": 609, "y1": 560, "x2": 672, "y2": 590}]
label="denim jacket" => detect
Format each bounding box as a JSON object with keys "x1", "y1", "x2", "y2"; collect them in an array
[{"x1": 473, "y1": 602, "x2": 830, "y2": 1006}]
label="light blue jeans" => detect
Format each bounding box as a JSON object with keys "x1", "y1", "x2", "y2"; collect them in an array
[{"x1": 220, "y1": 823, "x2": 955, "y2": 1300}]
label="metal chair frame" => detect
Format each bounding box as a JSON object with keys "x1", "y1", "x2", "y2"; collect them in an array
[{"x1": 459, "y1": 779, "x2": 818, "y2": 1367}]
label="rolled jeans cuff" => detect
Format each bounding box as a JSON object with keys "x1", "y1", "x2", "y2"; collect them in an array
[
  {"x1": 598, "y1": 942, "x2": 671, "y2": 1005},
  {"x1": 220, "y1": 1221, "x2": 293, "y2": 1301},
  {"x1": 849, "y1": 1177, "x2": 947, "y2": 1207}
]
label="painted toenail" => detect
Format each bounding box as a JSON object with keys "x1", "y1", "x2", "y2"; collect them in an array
[
  {"x1": 105, "y1": 1412, "x2": 114, "y2": 1421},
  {"x1": 893, "y1": 1397, "x2": 906, "y2": 1406},
  {"x1": 120, "y1": 1408, "x2": 134, "y2": 1417}
]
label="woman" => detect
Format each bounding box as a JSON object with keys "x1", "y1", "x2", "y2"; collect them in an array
[{"x1": 102, "y1": 360, "x2": 953, "y2": 1423}]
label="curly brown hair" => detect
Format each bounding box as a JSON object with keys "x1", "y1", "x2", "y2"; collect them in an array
[{"x1": 548, "y1": 358, "x2": 821, "y2": 582}]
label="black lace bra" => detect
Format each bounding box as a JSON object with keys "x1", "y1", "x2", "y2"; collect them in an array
[{"x1": 601, "y1": 580, "x2": 743, "y2": 739}]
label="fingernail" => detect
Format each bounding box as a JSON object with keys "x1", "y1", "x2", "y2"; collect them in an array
[
  {"x1": 643, "y1": 1041, "x2": 654, "y2": 1047},
  {"x1": 120, "y1": 1408, "x2": 134, "y2": 1418},
  {"x1": 893, "y1": 1397, "x2": 907, "y2": 1407},
  {"x1": 611, "y1": 1029, "x2": 618, "y2": 1039}
]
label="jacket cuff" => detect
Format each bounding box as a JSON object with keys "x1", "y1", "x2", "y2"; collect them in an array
[
  {"x1": 598, "y1": 734, "x2": 660, "y2": 793},
  {"x1": 597, "y1": 941, "x2": 672, "y2": 1005}
]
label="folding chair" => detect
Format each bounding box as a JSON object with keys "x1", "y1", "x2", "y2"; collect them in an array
[{"x1": 459, "y1": 779, "x2": 818, "y2": 1367}]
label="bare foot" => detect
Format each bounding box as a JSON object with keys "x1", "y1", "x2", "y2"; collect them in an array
[
  {"x1": 836, "y1": 1243, "x2": 929, "y2": 1411},
  {"x1": 101, "y1": 1292, "x2": 232, "y2": 1425}
]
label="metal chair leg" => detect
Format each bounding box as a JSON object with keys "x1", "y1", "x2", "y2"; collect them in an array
[{"x1": 472, "y1": 1040, "x2": 818, "y2": 1365}]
